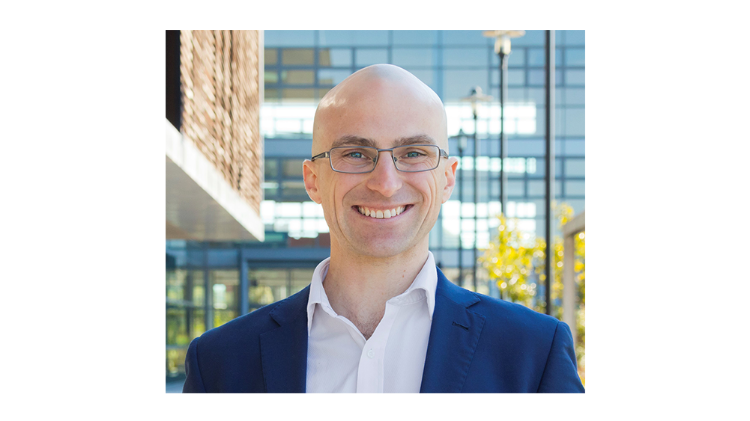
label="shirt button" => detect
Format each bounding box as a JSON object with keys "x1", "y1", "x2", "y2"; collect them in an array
[{"x1": 367, "y1": 349, "x2": 375, "y2": 359}]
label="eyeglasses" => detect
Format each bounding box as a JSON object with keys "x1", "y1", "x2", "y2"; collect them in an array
[{"x1": 310, "y1": 145, "x2": 449, "y2": 174}]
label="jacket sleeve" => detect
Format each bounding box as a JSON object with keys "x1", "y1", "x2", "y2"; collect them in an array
[
  {"x1": 537, "y1": 321, "x2": 585, "y2": 393},
  {"x1": 182, "y1": 336, "x2": 207, "y2": 393}
]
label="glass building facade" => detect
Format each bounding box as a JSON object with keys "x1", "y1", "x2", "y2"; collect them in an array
[{"x1": 166, "y1": 30, "x2": 585, "y2": 382}]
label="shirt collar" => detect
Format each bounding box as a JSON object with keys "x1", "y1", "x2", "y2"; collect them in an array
[{"x1": 306, "y1": 252, "x2": 438, "y2": 334}]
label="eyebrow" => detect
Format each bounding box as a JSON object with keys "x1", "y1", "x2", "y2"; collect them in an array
[{"x1": 331, "y1": 134, "x2": 436, "y2": 149}]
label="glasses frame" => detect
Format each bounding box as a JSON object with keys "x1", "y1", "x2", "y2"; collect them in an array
[{"x1": 310, "y1": 144, "x2": 450, "y2": 174}]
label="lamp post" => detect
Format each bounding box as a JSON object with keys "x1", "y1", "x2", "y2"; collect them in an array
[
  {"x1": 462, "y1": 87, "x2": 492, "y2": 293},
  {"x1": 483, "y1": 30, "x2": 525, "y2": 218},
  {"x1": 544, "y1": 30, "x2": 556, "y2": 316},
  {"x1": 455, "y1": 129, "x2": 468, "y2": 287}
]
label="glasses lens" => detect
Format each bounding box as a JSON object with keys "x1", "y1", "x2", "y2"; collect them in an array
[
  {"x1": 393, "y1": 145, "x2": 440, "y2": 172},
  {"x1": 330, "y1": 147, "x2": 378, "y2": 173}
]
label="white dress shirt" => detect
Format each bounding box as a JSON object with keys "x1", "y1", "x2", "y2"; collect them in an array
[{"x1": 305, "y1": 252, "x2": 437, "y2": 393}]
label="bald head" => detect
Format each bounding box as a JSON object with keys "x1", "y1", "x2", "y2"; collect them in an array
[{"x1": 312, "y1": 64, "x2": 449, "y2": 154}]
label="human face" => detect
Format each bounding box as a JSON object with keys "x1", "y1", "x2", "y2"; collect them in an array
[{"x1": 304, "y1": 85, "x2": 457, "y2": 260}]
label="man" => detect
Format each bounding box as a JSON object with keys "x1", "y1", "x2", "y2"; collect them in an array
[{"x1": 183, "y1": 64, "x2": 584, "y2": 393}]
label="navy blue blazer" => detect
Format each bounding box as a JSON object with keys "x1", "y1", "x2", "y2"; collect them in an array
[{"x1": 183, "y1": 267, "x2": 584, "y2": 393}]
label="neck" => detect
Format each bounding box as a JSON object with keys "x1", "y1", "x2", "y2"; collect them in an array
[{"x1": 323, "y1": 242, "x2": 429, "y2": 339}]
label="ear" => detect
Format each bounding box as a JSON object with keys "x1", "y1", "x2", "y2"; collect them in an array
[
  {"x1": 303, "y1": 159, "x2": 322, "y2": 204},
  {"x1": 441, "y1": 156, "x2": 458, "y2": 204}
]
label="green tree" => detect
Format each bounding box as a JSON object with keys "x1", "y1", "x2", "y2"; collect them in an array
[{"x1": 480, "y1": 202, "x2": 585, "y2": 385}]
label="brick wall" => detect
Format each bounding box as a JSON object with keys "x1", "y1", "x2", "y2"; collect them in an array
[{"x1": 179, "y1": 30, "x2": 263, "y2": 215}]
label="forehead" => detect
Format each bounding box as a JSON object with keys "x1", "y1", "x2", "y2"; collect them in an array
[{"x1": 315, "y1": 90, "x2": 447, "y2": 150}]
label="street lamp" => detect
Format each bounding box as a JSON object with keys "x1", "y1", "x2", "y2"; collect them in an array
[
  {"x1": 455, "y1": 128, "x2": 468, "y2": 288},
  {"x1": 461, "y1": 87, "x2": 492, "y2": 293},
  {"x1": 483, "y1": 30, "x2": 525, "y2": 218}
]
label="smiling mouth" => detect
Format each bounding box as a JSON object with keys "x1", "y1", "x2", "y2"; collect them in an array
[{"x1": 355, "y1": 205, "x2": 409, "y2": 219}]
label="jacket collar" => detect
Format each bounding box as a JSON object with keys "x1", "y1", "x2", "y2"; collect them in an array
[
  {"x1": 257, "y1": 266, "x2": 486, "y2": 393},
  {"x1": 259, "y1": 285, "x2": 310, "y2": 392},
  {"x1": 420, "y1": 267, "x2": 485, "y2": 393}
]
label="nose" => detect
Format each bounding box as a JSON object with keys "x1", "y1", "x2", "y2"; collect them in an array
[{"x1": 365, "y1": 151, "x2": 403, "y2": 197}]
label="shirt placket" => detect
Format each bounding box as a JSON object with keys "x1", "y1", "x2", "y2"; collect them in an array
[{"x1": 356, "y1": 301, "x2": 401, "y2": 393}]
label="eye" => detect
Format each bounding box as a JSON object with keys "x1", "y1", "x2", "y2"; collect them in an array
[
  {"x1": 347, "y1": 151, "x2": 364, "y2": 159},
  {"x1": 405, "y1": 151, "x2": 424, "y2": 158}
]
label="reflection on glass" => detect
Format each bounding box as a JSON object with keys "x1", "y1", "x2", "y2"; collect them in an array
[
  {"x1": 319, "y1": 49, "x2": 352, "y2": 67},
  {"x1": 210, "y1": 270, "x2": 239, "y2": 312},
  {"x1": 281, "y1": 70, "x2": 314, "y2": 84},
  {"x1": 282, "y1": 159, "x2": 304, "y2": 177},
  {"x1": 166, "y1": 308, "x2": 188, "y2": 346},
  {"x1": 392, "y1": 48, "x2": 434, "y2": 67},
  {"x1": 566, "y1": 48, "x2": 585, "y2": 67},
  {"x1": 282, "y1": 88, "x2": 315, "y2": 100},
  {"x1": 393, "y1": 30, "x2": 438, "y2": 46},
  {"x1": 318, "y1": 69, "x2": 352, "y2": 86},
  {"x1": 282, "y1": 49, "x2": 314, "y2": 65},
  {"x1": 264, "y1": 49, "x2": 278, "y2": 65},
  {"x1": 192, "y1": 309, "x2": 206, "y2": 338},
  {"x1": 166, "y1": 348, "x2": 188, "y2": 378},
  {"x1": 249, "y1": 269, "x2": 288, "y2": 305},
  {"x1": 166, "y1": 269, "x2": 187, "y2": 302},
  {"x1": 291, "y1": 269, "x2": 313, "y2": 294},
  {"x1": 356, "y1": 49, "x2": 388, "y2": 67},
  {"x1": 442, "y1": 48, "x2": 488, "y2": 67}
]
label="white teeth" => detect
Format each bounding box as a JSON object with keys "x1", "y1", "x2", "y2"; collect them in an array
[{"x1": 357, "y1": 206, "x2": 407, "y2": 219}]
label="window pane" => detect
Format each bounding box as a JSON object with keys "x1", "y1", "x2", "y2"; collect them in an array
[
  {"x1": 166, "y1": 268, "x2": 188, "y2": 302},
  {"x1": 282, "y1": 181, "x2": 307, "y2": 196},
  {"x1": 264, "y1": 88, "x2": 278, "y2": 102},
  {"x1": 264, "y1": 159, "x2": 277, "y2": 179},
  {"x1": 563, "y1": 88, "x2": 585, "y2": 105},
  {"x1": 281, "y1": 88, "x2": 315, "y2": 100},
  {"x1": 443, "y1": 48, "x2": 488, "y2": 67},
  {"x1": 264, "y1": 49, "x2": 278, "y2": 65},
  {"x1": 319, "y1": 48, "x2": 352, "y2": 67},
  {"x1": 264, "y1": 30, "x2": 315, "y2": 47},
  {"x1": 566, "y1": 69, "x2": 585, "y2": 85},
  {"x1": 264, "y1": 70, "x2": 278, "y2": 84},
  {"x1": 318, "y1": 69, "x2": 352, "y2": 85},
  {"x1": 493, "y1": 49, "x2": 525, "y2": 67},
  {"x1": 443, "y1": 69, "x2": 488, "y2": 102},
  {"x1": 564, "y1": 30, "x2": 585, "y2": 46},
  {"x1": 291, "y1": 269, "x2": 313, "y2": 294},
  {"x1": 281, "y1": 70, "x2": 314, "y2": 84},
  {"x1": 249, "y1": 269, "x2": 288, "y2": 305},
  {"x1": 528, "y1": 48, "x2": 545, "y2": 66},
  {"x1": 508, "y1": 180, "x2": 524, "y2": 196},
  {"x1": 528, "y1": 69, "x2": 545, "y2": 85},
  {"x1": 282, "y1": 159, "x2": 304, "y2": 177},
  {"x1": 565, "y1": 159, "x2": 585, "y2": 177},
  {"x1": 442, "y1": 30, "x2": 489, "y2": 46},
  {"x1": 566, "y1": 140, "x2": 585, "y2": 156},
  {"x1": 356, "y1": 49, "x2": 388, "y2": 67},
  {"x1": 566, "y1": 48, "x2": 585, "y2": 66},
  {"x1": 166, "y1": 308, "x2": 188, "y2": 345},
  {"x1": 393, "y1": 48, "x2": 434, "y2": 67},
  {"x1": 210, "y1": 270, "x2": 239, "y2": 312},
  {"x1": 528, "y1": 180, "x2": 545, "y2": 196},
  {"x1": 393, "y1": 30, "x2": 438, "y2": 45},
  {"x1": 512, "y1": 30, "x2": 545, "y2": 46},
  {"x1": 401, "y1": 68, "x2": 434, "y2": 89},
  {"x1": 282, "y1": 49, "x2": 315, "y2": 65},
  {"x1": 320, "y1": 30, "x2": 388, "y2": 46},
  {"x1": 565, "y1": 180, "x2": 585, "y2": 196},
  {"x1": 565, "y1": 108, "x2": 585, "y2": 136}
]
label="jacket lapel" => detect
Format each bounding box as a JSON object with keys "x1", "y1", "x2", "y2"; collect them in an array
[
  {"x1": 420, "y1": 268, "x2": 485, "y2": 393},
  {"x1": 259, "y1": 286, "x2": 310, "y2": 393}
]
